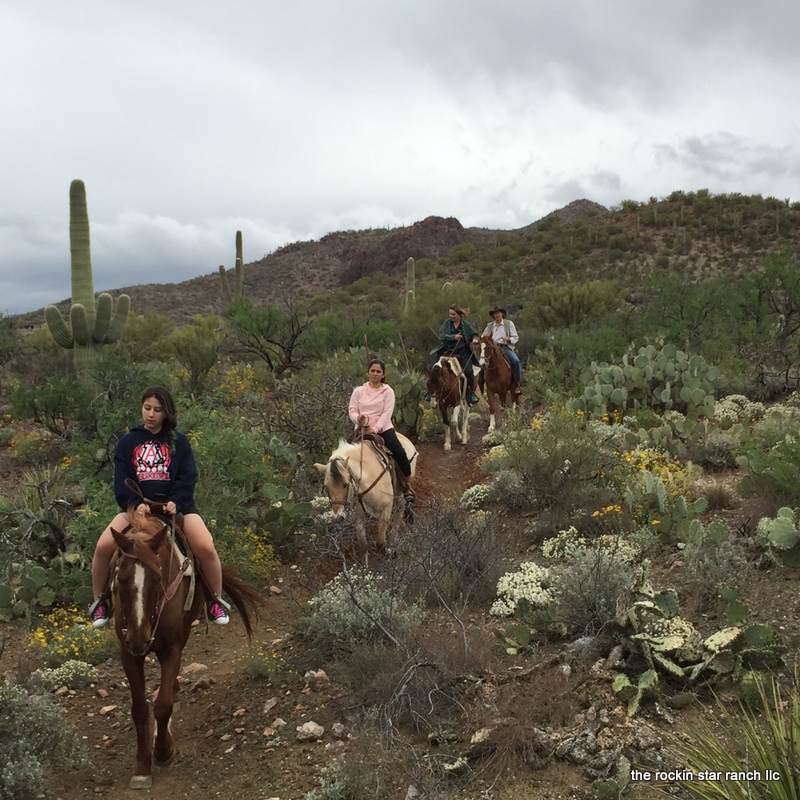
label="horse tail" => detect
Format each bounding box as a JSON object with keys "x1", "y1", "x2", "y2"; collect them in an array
[{"x1": 221, "y1": 565, "x2": 263, "y2": 640}]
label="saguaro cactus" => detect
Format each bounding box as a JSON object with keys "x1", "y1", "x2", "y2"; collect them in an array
[
  {"x1": 219, "y1": 230, "x2": 244, "y2": 304},
  {"x1": 45, "y1": 180, "x2": 130, "y2": 381},
  {"x1": 404, "y1": 257, "x2": 415, "y2": 315}
]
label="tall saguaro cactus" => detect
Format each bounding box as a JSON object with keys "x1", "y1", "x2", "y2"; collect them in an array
[
  {"x1": 219, "y1": 230, "x2": 244, "y2": 304},
  {"x1": 45, "y1": 180, "x2": 130, "y2": 381},
  {"x1": 404, "y1": 257, "x2": 416, "y2": 315}
]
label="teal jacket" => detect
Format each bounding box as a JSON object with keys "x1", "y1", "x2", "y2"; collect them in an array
[{"x1": 430, "y1": 317, "x2": 480, "y2": 366}]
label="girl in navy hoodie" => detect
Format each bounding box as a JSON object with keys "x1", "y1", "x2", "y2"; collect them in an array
[{"x1": 88, "y1": 386, "x2": 230, "y2": 627}]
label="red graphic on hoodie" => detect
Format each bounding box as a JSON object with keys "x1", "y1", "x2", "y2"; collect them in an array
[{"x1": 133, "y1": 441, "x2": 171, "y2": 483}]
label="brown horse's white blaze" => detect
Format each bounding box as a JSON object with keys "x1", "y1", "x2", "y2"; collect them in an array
[
  {"x1": 315, "y1": 434, "x2": 417, "y2": 558},
  {"x1": 425, "y1": 356, "x2": 470, "y2": 451},
  {"x1": 478, "y1": 336, "x2": 520, "y2": 432}
]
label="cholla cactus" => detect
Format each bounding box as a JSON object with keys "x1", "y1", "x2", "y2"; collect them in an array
[{"x1": 45, "y1": 180, "x2": 130, "y2": 382}]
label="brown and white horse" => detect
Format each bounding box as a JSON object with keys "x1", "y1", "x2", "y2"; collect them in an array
[
  {"x1": 425, "y1": 355, "x2": 470, "y2": 451},
  {"x1": 314, "y1": 433, "x2": 417, "y2": 558},
  {"x1": 478, "y1": 335, "x2": 521, "y2": 432},
  {"x1": 110, "y1": 514, "x2": 261, "y2": 789}
]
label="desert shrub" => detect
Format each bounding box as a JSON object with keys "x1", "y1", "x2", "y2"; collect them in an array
[
  {"x1": 8, "y1": 428, "x2": 52, "y2": 465},
  {"x1": 712, "y1": 394, "x2": 765, "y2": 426},
  {"x1": 27, "y1": 607, "x2": 115, "y2": 666},
  {"x1": 698, "y1": 432, "x2": 738, "y2": 470},
  {"x1": 682, "y1": 519, "x2": 748, "y2": 597},
  {"x1": 459, "y1": 482, "x2": 491, "y2": 511},
  {"x1": 550, "y1": 548, "x2": 635, "y2": 636},
  {"x1": 0, "y1": 679, "x2": 86, "y2": 800},
  {"x1": 30, "y1": 660, "x2": 98, "y2": 690},
  {"x1": 383, "y1": 504, "x2": 502, "y2": 612},
  {"x1": 700, "y1": 481, "x2": 737, "y2": 511},
  {"x1": 305, "y1": 570, "x2": 422, "y2": 650},
  {"x1": 490, "y1": 562, "x2": 554, "y2": 617},
  {"x1": 670, "y1": 672, "x2": 800, "y2": 799},
  {"x1": 9, "y1": 377, "x2": 92, "y2": 436},
  {"x1": 487, "y1": 405, "x2": 611, "y2": 513},
  {"x1": 738, "y1": 418, "x2": 800, "y2": 505},
  {"x1": 233, "y1": 642, "x2": 294, "y2": 683}
]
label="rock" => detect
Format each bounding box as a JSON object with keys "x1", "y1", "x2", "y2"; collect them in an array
[
  {"x1": 182, "y1": 662, "x2": 208, "y2": 675},
  {"x1": 99, "y1": 705, "x2": 118, "y2": 715},
  {"x1": 303, "y1": 669, "x2": 330, "y2": 691},
  {"x1": 331, "y1": 722, "x2": 346, "y2": 738},
  {"x1": 296, "y1": 721, "x2": 324, "y2": 741}
]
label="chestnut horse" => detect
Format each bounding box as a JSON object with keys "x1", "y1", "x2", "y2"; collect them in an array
[
  {"x1": 425, "y1": 355, "x2": 470, "y2": 451},
  {"x1": 478, "y1": 335, "x2": 521, "y2": 432},
  {"x1": 110, "y1": 513, "x2": 261, "y2": 789},
  {"x1": 314, "y1": 433, "x2": 418, "y2": 559}
]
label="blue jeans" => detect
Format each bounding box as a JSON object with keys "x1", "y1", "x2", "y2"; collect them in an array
[{"x1": 501, "y1": 345, "x2": 522, "y2": 383}]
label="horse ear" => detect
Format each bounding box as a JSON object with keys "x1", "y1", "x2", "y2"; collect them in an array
[
  {"x1": 111, "y1": 526, "x2": 133, "y2": 552},
  {"x1": 151, "y1": 525, "x2": 168, "y2": 551},
  {"x1": 313, "y1": 463, "x2": 327, "y2": 473}
]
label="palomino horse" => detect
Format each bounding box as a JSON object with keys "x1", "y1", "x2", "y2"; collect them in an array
[
  {"x1": 110, "y1": 513, "x2": 261, "y2": 789},
  {"x1": 314, "y1": 433, "x2": 417, "y2": 558},
  {"x1": 425, "y1": 355, "x2": 470, "y2": 451},
  {"x1": 478, "y1": 335, "x2": 522, "y2": 432}
]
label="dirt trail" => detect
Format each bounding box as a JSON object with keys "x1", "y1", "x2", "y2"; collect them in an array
[{"x1": 9, "y1": 418, "x2": 493, "y2": 800}]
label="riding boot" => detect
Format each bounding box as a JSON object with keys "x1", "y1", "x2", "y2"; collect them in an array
[{"x1": 397, "y1": 471, "x2": 416, "y2": 523}]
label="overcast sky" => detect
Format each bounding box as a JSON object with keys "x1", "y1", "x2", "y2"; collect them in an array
[{"x1": 3, "y1": 1, "x2": 799, "y2": 315}]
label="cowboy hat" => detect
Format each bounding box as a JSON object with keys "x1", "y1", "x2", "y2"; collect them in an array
[{"x1": 488, "y1": 305, "x2": 506, "y2": 317}]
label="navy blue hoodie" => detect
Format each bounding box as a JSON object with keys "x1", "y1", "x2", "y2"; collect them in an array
[{"x1": 113, "y1": 424, "x2": 198, "y2": 513}]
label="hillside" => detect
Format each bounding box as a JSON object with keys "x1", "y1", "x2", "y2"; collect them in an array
[{"x1": 17, "y1": 191, "x2": 800, "y2": 329}]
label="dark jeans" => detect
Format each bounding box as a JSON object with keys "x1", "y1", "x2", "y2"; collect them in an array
[{"x1": 379, "y1": 428, "x2": 412, "y2": 477}]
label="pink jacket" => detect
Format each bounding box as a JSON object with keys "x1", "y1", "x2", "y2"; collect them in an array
[{"x1": 348, "y1": 383, "x2": 396, "y2": 434}]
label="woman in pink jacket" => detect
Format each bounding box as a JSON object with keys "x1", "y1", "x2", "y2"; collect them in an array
[{"x1": 348, "y1": 359, "x2": 414, "y2": 498}]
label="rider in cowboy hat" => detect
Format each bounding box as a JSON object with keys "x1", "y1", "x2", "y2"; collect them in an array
[{"x1": 481, "y1": 305, "x2": 523, "y2": 394}]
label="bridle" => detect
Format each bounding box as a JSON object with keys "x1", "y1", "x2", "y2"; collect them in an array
[{"x1": 115, "y1": 479, "x2": 194, "y2": 654}]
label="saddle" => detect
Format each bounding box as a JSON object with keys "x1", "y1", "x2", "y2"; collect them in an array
[{"x1": 348, "y1": 431, "x2": 413, "y2": 506}]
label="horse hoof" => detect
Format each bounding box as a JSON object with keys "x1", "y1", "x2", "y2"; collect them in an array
[
  {"x1": 155, "y1": 754, "x2": 175, "y2": 768},
  {"x1": 130, "y1": 775, "x2": 153, "y2": 789}
]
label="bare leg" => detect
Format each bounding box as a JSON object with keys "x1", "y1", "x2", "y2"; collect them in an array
[
  {"x1": 92, "y1": 512, "x2": 131, "y2": 598},
  {"x1": 181, "y1": 513, "x2": 223, "y2": 597}
]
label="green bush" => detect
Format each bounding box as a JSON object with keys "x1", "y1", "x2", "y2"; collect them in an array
[
  {"x1": 0, "y1": 679, "x2": 86, "y2": 800},
  {"x1": 738, "y1": 418, "x2": 800, "y2": 505},
  {"x1": 305, "y1": 569, "x2": 422, "y2": 650},
  {"x1": 551, "y1": 547, "x2": 634, "y2": 636},
  {"x1": 487, "y1": 405, "x2": 611, "y2": 513}
]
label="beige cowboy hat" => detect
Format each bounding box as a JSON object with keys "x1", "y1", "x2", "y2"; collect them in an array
[{"x1": 488, "y1": 305, "x2": 507, "y2": 317}]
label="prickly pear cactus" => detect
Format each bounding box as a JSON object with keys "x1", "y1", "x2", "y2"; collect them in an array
[
  {"x1": 574, "y1": 343, "x2": 720, "y2": 421},
  {"x1": 45, "y1": 180, "x2": 130, "y2": 382},
  {"x1": 756, "y1": 507, "x2": 800, "y2": 567}
]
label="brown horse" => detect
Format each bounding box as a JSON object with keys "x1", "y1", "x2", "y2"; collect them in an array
[
  {"x1": 425, "y1": 355, "x2": 470, "y2": 451},
  {"x1": 478, "y1": 335, "x2": 521, "y2": 432},
  {"x1": 110, "y1": 513, "x2": 261, "y2": 789}
]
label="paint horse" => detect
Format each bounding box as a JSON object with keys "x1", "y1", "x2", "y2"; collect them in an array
[
  {"x1": 478, "y1": 334, "x2": 522, "y2": 432},
  {"x1": 425, "y1": 355, "x2": 470, "y2": 451},
  {"x1": 110, "y1": 513, "x2": 261, "y2": 789},
  {"x1": 315, "y1": 432, "x2": 418, "y2": 559}
]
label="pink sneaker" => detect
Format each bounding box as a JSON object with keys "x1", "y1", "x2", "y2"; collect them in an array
[
  {"x1": 207, "y1": 600, "x2": 230, "y2": 625},
  {"x1": 90, "y1": 599, "x2": 111, "y2": 629}
]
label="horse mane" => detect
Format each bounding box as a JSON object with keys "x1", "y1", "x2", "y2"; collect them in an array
[{"x1": 120, "y1": 515, "x2": 168, "y2": 575}]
